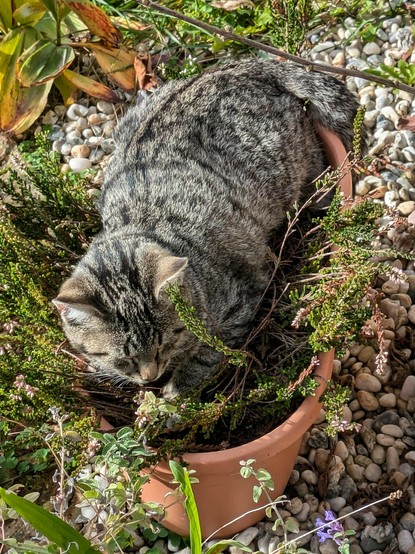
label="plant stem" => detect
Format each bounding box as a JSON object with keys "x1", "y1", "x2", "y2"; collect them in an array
[
  {"x1": 136, "y1": 0, "x2": 415, "y2": 95},
  {"x1": 271, "y1": 490, "x2": 403, "y2": 553}
]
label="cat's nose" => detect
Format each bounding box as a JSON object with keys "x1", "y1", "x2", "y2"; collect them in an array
[{"x1": 140, "y1": 362, "x2": 159, "y2": 381}]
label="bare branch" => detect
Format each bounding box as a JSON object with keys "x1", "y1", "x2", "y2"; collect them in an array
[{"x1": 136, "y1": 0, "x2": 415, "y2": 96}]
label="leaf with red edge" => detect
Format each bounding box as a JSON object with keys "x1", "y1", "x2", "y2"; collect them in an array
[
  {"x1": 134, "y1": 54, "x2": 157, "y2": 91},
  {"x1": 62, "y1": 0, "x2": 122, "y2": 46},
  {"x1": 62, "y1": 69, "x2": 120, "y2": 102},
  {"x1": 85, "y1": 43, "x2": 136, "y2": 92}
]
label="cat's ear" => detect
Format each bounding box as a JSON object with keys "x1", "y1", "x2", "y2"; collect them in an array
[
  {"x1": 52, "y1": 299, "x2": 102, "y2": 325},
  {"x1": 53, "y1": 276, "x2": 102, "y2": 325},
  {"x1": 155, "y1": 256, "x2": 188, "y2": 297}
]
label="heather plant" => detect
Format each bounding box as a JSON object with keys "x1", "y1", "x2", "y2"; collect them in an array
[{"x1": 0, "y1": 133, "x2": 100, "y2": 476}]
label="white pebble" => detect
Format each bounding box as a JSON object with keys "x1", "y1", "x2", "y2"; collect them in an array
[
  {"x1": 97, "y1": 100, "x2": 115, "y2": 115},
  {"x1": 363, "y1": 42, "x2": 381, "y2": 55},
  {"x1": 61, "y1": 143, "x2": 72, "y2": 156},
  {"x1": 397, "y1": 200, "x2": 415, "y2": 215},
  {"x1": 355, "y1": 180, "x2": 372, "y2": 195},
  {"x1": 69, "y1": 157, "x2": 92, "y2": 173},
  {"x1": 66, "y1": 103, "x2": 89, "y2": 120},
  {"x1": 402, "y1": 147, "x2": 415, "y2": 162}
]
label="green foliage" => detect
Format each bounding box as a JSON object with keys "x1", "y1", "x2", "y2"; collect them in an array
[
  {"x1": 240, "y1": 459, "x2": 274, "y2": 504},
  {"x1": 267, "y1": 0, "x2": 315, "y2": 54},
  {"x1": 353, "y1": 105, "x2": 366, "y2": 158},
  {"x1": 169, "y1": 461, "x2": 251, "y2": 553},
  {"x1": 290, "y1": 191, "x2": 386, "y2": 353},
  {"x1": 0, "y1": 486, "x2": 99, "y2": 554},
  {"x1": 0, "y1": 132, "x2": 99, "y2": 426},
  {"x1": 166, "y1": 283, "x2": 247, "y2": 367},
  {"x1": 101, "y1": 0, "x2": 317, "y2": 73},
  {"x1": 366, "y1": 59, "x2": 415, "y2": 87}
]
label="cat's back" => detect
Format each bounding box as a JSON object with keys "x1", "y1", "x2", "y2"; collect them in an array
[{"x1": 99, "y1": 60, "x2": 324, "y2": 241}]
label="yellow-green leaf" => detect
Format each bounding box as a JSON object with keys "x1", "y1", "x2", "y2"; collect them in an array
[
  {"x1": 17, "y1": 39, "x2": 75, "y2": 86},
  {"x1": 62, "y1": 69, "x2": 120, "y2": 102},
  {"x1": 13, "y1": 2, "x2": 47, "y2": 26},
  {"x1": 0, "y1": 1, "x2": 13, "y2": 33},
  {"x1": 62, "y1": 0, "x2": 122, "y2": 45},
  {"x1": 54, "y1": 71, "x2": 78, "y2": 105},
  {"x1": 85, "y1": 42, "x2": 136, "y2": 92},
  {"x1": 0, "y1": 28, "x2": 51, "y2": 134}
]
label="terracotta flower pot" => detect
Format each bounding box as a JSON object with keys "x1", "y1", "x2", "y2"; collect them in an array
[{"x1": 139, "y1": 128, "x2": 353, "y2": 540}]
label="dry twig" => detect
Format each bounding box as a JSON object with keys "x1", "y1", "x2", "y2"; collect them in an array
[{"x1": 136, "y1": 0, "x2": 415, "y2": 96}]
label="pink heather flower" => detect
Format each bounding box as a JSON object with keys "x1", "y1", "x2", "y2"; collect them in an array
[
  {"x1": 87, "y1": 439, "x2": 101, "y2": 458},
  {"x1": 3, "y1": 320, "x2": 19, "y2": 334},
  {"x1": 14, "y1": 374, "x2": 26, "y2": 389},
  {"x1": 10, "y1": 394, "x2": 22, "y2": 401},
  {"x1": 26, "y1": 386, "x2": 39, "y2": 398}
]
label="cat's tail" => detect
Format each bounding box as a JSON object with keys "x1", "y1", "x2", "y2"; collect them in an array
[{"x1": 264, "y1": 61, "x2": 361, "y2": 152}]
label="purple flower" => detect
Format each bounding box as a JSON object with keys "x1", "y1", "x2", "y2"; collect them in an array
[{"x1": 315, "y1": 510, "x2": 344, "y2": 546}]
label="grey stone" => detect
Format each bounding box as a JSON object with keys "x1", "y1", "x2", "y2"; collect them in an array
[
  {"x1": 360, "y1": 522, "x2": 394, "y2": 552},
  {"x1": 398, "y1": 530, "x2": 415, "y2": 553},
  {"x1": 380, "y1": 424, "x2": 404, "y2": 438},
  {"x1": 287, "y1": 497, "x2": 303, "y2": 515},
  {"x1": 378, "y1": 393, "x2": 397, "y2": 408},
  {"x1": 400, "y1": 512, "x2": 415, "y2": 532},
  {"x1": 318, "y1": 538, "x2": 339, "y2": 554},
  {"x1": 373, "y1": 410, "x2": 400, "y2": 432},
  {"x1": 401, "y1": 376, "x2": 415, "y2": 401},
  {"x1": 257, "y1": 533, "x2": 271, "y2": 554},
  {"x1": 232, "y1": 527, "x2": 259, "y2": 547},
  {"x1": 338, "y1": 475, "x2": 357, "y2": 501},
  {"x1": 365, "y1": 462, "x2": 382, "y2": 482},
  {"x1": 370, "y1": 444, "x2": 386, "y2": 465},
  {"x1": 308, "y1": 429, "x2": 329, "y2": 449},
  {"x1": 96, "y1": 100, "x2": 115, "y2": 115}
]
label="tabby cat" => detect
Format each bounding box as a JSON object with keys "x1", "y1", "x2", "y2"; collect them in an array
[{"x1": 54, "y1": 59, "x2": 359, "y2": 398}]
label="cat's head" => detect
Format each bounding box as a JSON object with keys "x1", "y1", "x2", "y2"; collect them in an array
[{"x1": 53, "y1": 243, "x2": 191, "y2": 386}]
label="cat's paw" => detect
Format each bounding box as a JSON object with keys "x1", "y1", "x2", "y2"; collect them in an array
[{"x1": 161, "y1": 380, "x2": 180, "y2": 400}]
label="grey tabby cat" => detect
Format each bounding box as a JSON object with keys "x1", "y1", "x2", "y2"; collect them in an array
[{"x1": 54, "y1": 59, "x2": 359, "y2": 398}]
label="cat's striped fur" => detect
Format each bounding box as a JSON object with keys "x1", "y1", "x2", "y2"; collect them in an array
[{"x1": 54, "y1": 60, "x2": 359, "y2": 397}]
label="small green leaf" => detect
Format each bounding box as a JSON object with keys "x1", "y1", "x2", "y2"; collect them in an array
[
  {"x1": 206, "y1": 540, "x2": 252, "y2": 554},
  {"x1": 240, "y1": 466, "x2": 253, "y2": 479},
  {"x1": 252, "y1": 485, "x2": 262, "y2": 503},
  {"x1": 284, "y1": 517, "x2": 300, "y2": 533},
  {"x1": 255, "y1": 468, "x2": 272, "y2": 481}
]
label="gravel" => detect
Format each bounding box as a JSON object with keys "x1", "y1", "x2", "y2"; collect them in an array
[{"x1": 35, "y1": 8, "x2": 415, "y2": 554}]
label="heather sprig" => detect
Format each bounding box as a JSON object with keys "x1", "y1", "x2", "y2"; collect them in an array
[{"x1": 165, "y1": 283, "x2": 247, "y2": 367}]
